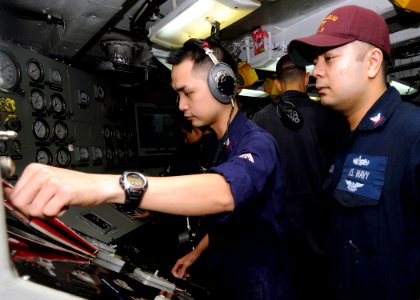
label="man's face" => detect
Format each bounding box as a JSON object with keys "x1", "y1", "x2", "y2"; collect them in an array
[
  {"x1": 171, "y1": 58, "x2": 221, "y2": 128},
  {"x1": 312, "y1": 41, "x2": 370, "y2": 114}
]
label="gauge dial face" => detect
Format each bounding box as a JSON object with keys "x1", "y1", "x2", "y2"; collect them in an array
[
  {"x1": 77, "y1": 146, "x2": 89, "y2": 162},
  {"x1": 92, "y1": 147, "x2": 103, "y2": 161},
  {"x1": 117, "y1": 148, "x2": 125, "y2": 159},
  {"x1": 56, "y1": 147, "x2": 71, "y2": 167},
  {"x1": 53, "y1": 120, "x2": 68, "y2": 141},
  {"x1": 102, "y1": 124, "x2": 113, "y2": 140},
  {"x1": 32, "y1": 118, "x2": 50, "y2": 140},
  {"x1": 0, "y1": 50, "x2": 21, "y2": 93},
  {"x1": 105, "y1": 148, "x2": 114, "y2": 160},
  {"x1": 36, "y1": 147, "x2": 53, "y2": 165},
  {"x1": 51, "y1": 94, "x2": 66, "y2": 115},
  {"x1": 51, "y1": 69, "x2": 62, "y2": 83},
  {"x1": 27, "y1": 59, "x2": 44, "y2": 82},
  {"x1": 30, "y1": 89, "x2": 47, "y2": 112},
  {"x1": 0, "y1": 141, "x2": 7, "y2": 153},
  {"x1": 11, "y1": 140, "x2": 22, "y2": 153}
]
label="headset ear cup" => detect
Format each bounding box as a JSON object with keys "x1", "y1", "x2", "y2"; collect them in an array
[{"x1": 208, "y1": 63, "x2": 237, "y2": 104}]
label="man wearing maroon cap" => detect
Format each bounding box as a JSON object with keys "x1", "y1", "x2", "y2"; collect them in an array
[{"x1": 288, "y1": 5, "x2": 420, "y2": 300}]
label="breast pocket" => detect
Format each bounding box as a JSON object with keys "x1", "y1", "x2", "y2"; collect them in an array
[{"x1": 331, "y1": 154, "x2": 388, "y2": 252}]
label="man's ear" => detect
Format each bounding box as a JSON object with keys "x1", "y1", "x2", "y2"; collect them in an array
[
  {"x1": 274, "y1": 79, "x2": 282, "y2": 92},
  {"x1": 367, "y1": 48, "x2": 383, "y2": 79}
]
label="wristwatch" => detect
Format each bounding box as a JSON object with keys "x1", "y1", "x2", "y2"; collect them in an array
[{"x1": 119, "y1": 171, "x2": 148, "y2": 213}]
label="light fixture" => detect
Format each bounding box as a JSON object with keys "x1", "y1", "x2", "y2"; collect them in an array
[
  {"x1": 148, "y1": 0, "x2": 261, "y2": 49},
  {"x1": 389, "y1": 79, "x2": 418, "y2": 95},
  {"x1": 239, "y1": 88, "x2": 269, "y2": 98}
]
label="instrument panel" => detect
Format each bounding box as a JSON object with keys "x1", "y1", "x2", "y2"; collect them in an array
[{"x1": 0, "y1": 41, "x2": 136, "y2": 176}]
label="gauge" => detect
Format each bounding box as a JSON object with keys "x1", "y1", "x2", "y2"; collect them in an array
[
  {"x1": 56, "y1": 147, "x2": 71, "y2": 167},
  {"x1": 117, "y1": 148, "x2": 125, "y2": 160},
  {"x1": 51, "y1": 69, "x2": 62, "y2": 83},
  {"x1": 78, "y1": 90, "x2": 90, "y2": 107},
  {"x1": 51, "y1": 94, "x2": 66, "y2": 115},
  {"x1": 105, "y1": 148, "x2": 114, "y2": 160},
  {"x1": 11, "y1": 140, "x2": 22, "y2": 153},
  {"x1": 0, "y1": 50, "x2": 21, "y2": 93},
  {"x1": 30, "y1": 89, "x2": 47, "y2": 112},
  {"x1": 32, "y1": 118, "x2": 50, "y2": 141},
  {"x1": 4, "y1": 114, "x2": 22, "y2": 132},
  {"x1": 92, "y1": 146, "x2": 103, "y2": 161},
  {"x1": 27, "y1": 59, "x2": 44, "y2": 82},
  {"x1": 53, "y1": 120, "x2": 68, "y2": 141},
  {"x1": 0, "y1": 141, "x2": 7, "y2": 153},
  {"x1": 115, "y1": 128, "x2": 122, "y2": 140},
  {"x1": 95, "y1": 84, "x2": 105, "y2": 102},
  {"x1": 102, "y1": 124, "x2": 113, "y2": 140},
  {"x1": 36, "y1": 147, "x2": 53, "y2": 165},
  {"x1": 76, "y1": 146, "x2": 89, "y2": 162}
]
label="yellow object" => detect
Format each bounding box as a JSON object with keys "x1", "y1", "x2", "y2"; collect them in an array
[
  {"x1": 237, "y1": 61, "x2": 258, "y2": 88},
  {"x1": 392, "y1": 0, "x2": 420, "y2": 13},
  {"x1": 263, "y1": 77, "x2": 280, "y2": 96}
]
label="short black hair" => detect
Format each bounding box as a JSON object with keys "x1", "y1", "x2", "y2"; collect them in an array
[{"x1": 167, "y1": 38, "x2": 237, "y2": 74}]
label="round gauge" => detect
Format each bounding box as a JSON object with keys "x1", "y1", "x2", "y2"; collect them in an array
[
  {"x1": 77, "y1": 146, "x2": 89, "y2": 162},
  {"x1": 0, "y1": 141, "x2": 7, "y2": 153},
  {"x1": 115, "y1": 128, "x2": 122, "y2": 140},
  {"x1": 105, "y1": 148, "x2": 114, "y2": 160},
  {"x1": 117, "y1": 148, "x2": 125, "y2": 160},
  {"x1": 36, "y1": 147, "x2": 53, "y2": 165},
  {"x1": 53, "y1": 120, "x2": 68, "y2": 141},
  {"x1": 27, "y1": 59, "x2": 44, "y2": 82},
  {"x1": 51, "y1": 94, "x2": 66, "y2": 115},
  {"x1": 11, "y1": 140, "x2": 22, "y2": 153},
  {"x1": 51, "y1": 69, "x2": 62, "y2": 83},
  {"x1": 56, "y1": 147, "x2": 71, "y2": 167},
  {"x1": 102, "y1": 124, "x2": 113, "y2": 140},
  {"x1": 4, "y1": 114, "x2": 22, "y2": 132},
  {"x1": 0, "y1": 50, "x2": 21, "y2": 93},
  {"x1": 95, "y1": 84, "x2": 105, "y2": 102},
  {"x1": 30, "y1": 89, "x2": 47, "y2": 112},
  {"x1": 92, "y1": 146, "x2": 103, "y2": 161},
  {"x1": 32, "y1": 118, "x2": 50, "y2": 141}
]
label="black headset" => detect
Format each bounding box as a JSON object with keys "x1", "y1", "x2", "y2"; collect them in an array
[{"x1": 201, "y1": 41, "x2": 237, "y2": 105}]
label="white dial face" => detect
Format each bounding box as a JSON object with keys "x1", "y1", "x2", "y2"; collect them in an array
[
  {"x1": 27, "y1": 59, "x2": 43, "y2": 82},
  {"x1": 30, "y1": 89, "x2": 46, "y2": 112},
  {"x1": 51, "y1": 69, "x2": 62, "y2": 83},
  {"x1": 32, "y1": 118, "x2": 50, "y2": 140},
  {"x1": 56, "y1": 147, "x2": 71, "y2": 167},
  {"x1": 102, "y1": 125, "x2": 113, "y2": 139},
  {"x1": 0, "y1": 51, "x2": 21, "y2": 93},
  {"x1": 51, "y1": 94, "x2": 66, "y2": 114},
  {"x1": 92, "y1": 147, "x2": 103, "y2": 160},
  {"x1": 36, "y1": 148, "x2": 52, "y2": 165},
  {"x1": 77, "y1": 146, "x2": 89, "y2": 162},
  {"x1": 54, "y1": 120, "x2": 68, "y2": 141}
]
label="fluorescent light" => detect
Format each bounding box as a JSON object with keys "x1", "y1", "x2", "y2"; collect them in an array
[
  {"x1": 148, "y1": 0, "x2": 261, "y2": 48},
  {"x1": 389, "y1": 79, "x2": 418, "y2": 95},
  {"x1": 239, "y1": 88, "x2": 269, "y2": 98}
]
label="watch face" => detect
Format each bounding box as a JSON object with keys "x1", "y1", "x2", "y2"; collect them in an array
[{"x1": 127, "y1": 173, "x2": 145, "y2": 187}]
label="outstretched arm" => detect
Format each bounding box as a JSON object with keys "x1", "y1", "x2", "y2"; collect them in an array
[{"x1": 6, "y1": 163, "x2": 234, "y2": 219}]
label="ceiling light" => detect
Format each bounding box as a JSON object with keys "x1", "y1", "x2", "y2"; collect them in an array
[
  {"x1": 389, "y1": 79, "x2": 418, "y2": 95},
  {"x1": 148, "y1": 0, "x2": 261, "y2": 49}
]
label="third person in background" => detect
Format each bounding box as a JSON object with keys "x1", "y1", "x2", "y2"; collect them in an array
[{"x1": 252, "y1": 54, "x2": 348, "y2": 300}]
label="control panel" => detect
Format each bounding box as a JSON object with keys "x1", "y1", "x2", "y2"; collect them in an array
[{"x1": 0, "y1": 40, "x2": 136, "y2": 177}]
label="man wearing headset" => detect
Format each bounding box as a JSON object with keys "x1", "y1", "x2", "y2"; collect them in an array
[{"x1": 6, "y1": 39, "x2": 293, "y2": 299}]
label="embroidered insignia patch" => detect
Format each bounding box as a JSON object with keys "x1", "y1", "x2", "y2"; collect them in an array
[{"x1": 239, "y1": 153, "x2": 254, "y2": 163}]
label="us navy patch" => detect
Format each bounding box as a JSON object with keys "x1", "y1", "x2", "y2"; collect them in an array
[{"x1": 337, "y1": 154, "x2": 387, "y2": 201}]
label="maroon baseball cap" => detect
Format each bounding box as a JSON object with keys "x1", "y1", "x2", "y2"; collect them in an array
[{"x1": 288, "y1": 5, "x2": 391, "y2": 66}]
